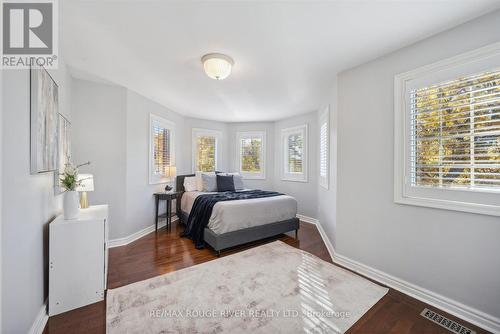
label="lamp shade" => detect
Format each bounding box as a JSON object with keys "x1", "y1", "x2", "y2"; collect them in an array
[
  {"x1": 202, "y1": 53, "x2": 234, "y2": 80},
  {"x1": 168, "y1": 166, "x2": 177, "y2": 177},
  {"x1": 76, "y1": 174, "x2": 94, "y2": 192}
]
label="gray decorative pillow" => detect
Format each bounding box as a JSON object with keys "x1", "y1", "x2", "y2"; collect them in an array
[
  {"x1": 232, "y1": 174, "x2": 244, "y2": 190},
  {"x1": 201, "y1": 173, "x2": 217, "y2": 192}
]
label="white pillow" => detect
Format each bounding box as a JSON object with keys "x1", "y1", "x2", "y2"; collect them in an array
[{"x1": 183, "y1": 176, "x2": 198, "y2": 192}]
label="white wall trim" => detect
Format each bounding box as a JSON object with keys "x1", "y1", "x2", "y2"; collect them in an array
[
  {"x1": 300, "y1": 215, "x2": 500, "y2": 333},
  {"x1": 296, "y1": 214, "x2": 335, "y2": 261},
  {"x1": 281, "y1": 124, "x2": 308, "y2": 182},
  {"x1": 236, "y1": 130, "x2": 267, "y2": 180},
  {"x1": 28, "y1": 300, "x2": 48, "y2": 334},
  {"x1": 192, "y1": 128, "x2": 222, "y2": 173},
  {"x1": 108, "y1": 217, "x2": 178, "y2": 248}
]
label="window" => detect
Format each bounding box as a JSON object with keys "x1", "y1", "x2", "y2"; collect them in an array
[
  {"x1": 282, "y1": 124, "x2": 308, "y2": 182},
  {"x1": 237, "y1": 131, "x2": 266, "y2": 179},
  {"x1": 192, "y1": 128, "x2": 220, "y2": 172},
  {"x1": 319, "y1": 107, "x2": 330, "y2": 189},
  {"x1": 149, "y1": 114, "x2": 175, "y2": 184},
  {"x1": 394, "y1": 43, "x2": 500, "y2": 216}
]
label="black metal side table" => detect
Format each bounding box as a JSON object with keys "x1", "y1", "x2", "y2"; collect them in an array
[{"x1": 153, "y1": 191, "x2": 181, "y2": 231}]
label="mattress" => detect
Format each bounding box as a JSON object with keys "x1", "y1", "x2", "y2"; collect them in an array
[{"x1": 180, "y1": 190, "x2": 297, "y2": 235}]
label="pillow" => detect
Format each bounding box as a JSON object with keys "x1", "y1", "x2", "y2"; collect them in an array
[
  {"x1": 216, "y1": 175, "x2": 235, "y2": 192},
  {"x1": 183, "y1": 176, "x2": 198, "y2": 192},
  {"x1": 195, "y1": 171, "x2": 215, "y2": 191},
  {"x1": 201, "y1": 173, "x2": 217, "y2": 192},
  {"x1": 217, "y1": 172, "x2": 244, "y2": 190},
  {"x1": 232, "y1": 174, "x2": 244, "y2": 190}
]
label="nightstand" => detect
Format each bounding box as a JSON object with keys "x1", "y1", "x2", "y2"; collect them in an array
[{"x1": 154, "y1": 191, "x2": 181, "y2": 230}]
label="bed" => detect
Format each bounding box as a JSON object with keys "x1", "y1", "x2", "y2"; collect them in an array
[{"x1": 176, "y1": 174, "x2": 299, "y2": 256}]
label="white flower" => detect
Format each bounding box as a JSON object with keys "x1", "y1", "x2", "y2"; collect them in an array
[{"x1": 64, "y1": 163, "x2": 77, "y2": 176}]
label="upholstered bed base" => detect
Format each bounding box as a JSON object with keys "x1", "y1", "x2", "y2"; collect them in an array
[{"x1": 179, "y1": 210, "x2": 299, "y2": 256}]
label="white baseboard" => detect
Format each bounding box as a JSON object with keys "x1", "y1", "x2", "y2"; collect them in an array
[
  {"x1": 108, "y1": 217, "x2": 178, "y2": 248},
  {"x1": 297, "y1": 214, "x2": 335, "y2": 261},
  {"x1": 28, "y1": 300, "x2": 48, "y2": 334},
  {"x1": 297, "y1": 214, "x2": 500, "y2": 333}
]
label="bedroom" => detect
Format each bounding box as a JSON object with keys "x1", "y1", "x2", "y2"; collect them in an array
[{"x1": 1, "y1": 1, "x2": 500, "y2": 333}]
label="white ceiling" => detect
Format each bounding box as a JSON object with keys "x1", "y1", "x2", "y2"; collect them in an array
[{"x1": 63, "y1": 0, "x2": 500, "y2": 122}]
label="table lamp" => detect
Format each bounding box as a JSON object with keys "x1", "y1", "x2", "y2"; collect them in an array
[
  {"x1": 76, "y1": 174, "x2": 94, "y2": 209},
  {"x1": 165, "y1": 166, "x2": 176, "y2": 192}
]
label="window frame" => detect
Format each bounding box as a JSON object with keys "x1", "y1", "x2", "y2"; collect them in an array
[
  {"x1": 149, "y1": 113, "x2": 175, "y2": 185},
  {"x1": 319, "y1": 106, "x2": 330, "y2": 189},
  {"x1": 192, "y1": 128, "x2": 221, "y2": 173},
  {"x1": 236, "y1": 131, "x2": 266, "y2": 180},
  {"x1": 394, "y1": 42, "x2": 500, "y2": 216},
  {"x1": 281, "y1": 124, "x2": 308, "y2": 182}
]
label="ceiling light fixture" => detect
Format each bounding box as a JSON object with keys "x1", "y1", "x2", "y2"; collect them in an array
[{"x1": 201, "y1": 53, "x2": 234, "y2": 80}]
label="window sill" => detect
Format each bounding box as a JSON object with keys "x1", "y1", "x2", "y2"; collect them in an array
[
  {"x1": 394, "y1": 194, "x2": 500, "y2": 217},
  {"x1": 242, "y1": 175, "x2": 266, "y2": 180},
  {"x1": 281, "y1": 177, "x2": 308, "y2": 183}
]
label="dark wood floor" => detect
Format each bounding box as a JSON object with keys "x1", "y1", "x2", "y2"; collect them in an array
[{"x1": 43, "y1": 220, "x2": 489, "y2": 334}]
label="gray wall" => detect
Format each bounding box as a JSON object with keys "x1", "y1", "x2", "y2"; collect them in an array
[
  {"x1": 125, "y1": 90, "x2": 188, "y2": 238},
  {"x1": 332, "y1": 10, "x2": 500, "y2": 320},
  {"x1": 274, "y1": 112, "x2": 318, "y2": 218},
  {"x1": 71, "y1": 79, "x2": 128, "y2": 238},
  {"x1": 1, "y1": 64, "x2": 72, "y2": 333}
]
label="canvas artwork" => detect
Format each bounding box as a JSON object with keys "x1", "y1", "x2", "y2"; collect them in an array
[
  {"x1": 54, "y1": 114, "x2": 71, "y2": 194},
  {"x1": 30, "y1": 67, "x2": 59, "y2": 174}
]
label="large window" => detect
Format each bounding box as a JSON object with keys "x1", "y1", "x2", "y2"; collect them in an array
[
  {"x1": 394, "y1": 43, "x2": 500, "y2": 216},
  {"x1": 237, "y1": 131, "x2": 266, "y2": 179},
  {"x1": 192, "y1": 128, "x2": 220, "y2": 172},
  {"x1": 281, "y1": 124, "x2": 308, "y2": 182},
  {"x1": 149, "y1": 114, "x2": 175, "y2": 184},
  {"x1": 319, "y1": 107, "x2": 330, "y2": 189}
]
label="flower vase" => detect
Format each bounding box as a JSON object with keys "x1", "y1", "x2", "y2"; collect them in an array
[{"x1": 63, "y1": 190, "x2": 80, "y2": 220}]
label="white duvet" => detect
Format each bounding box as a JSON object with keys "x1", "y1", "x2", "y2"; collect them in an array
[{"x1": 181, "y1": 190, "x2": 297, "y2": 235}]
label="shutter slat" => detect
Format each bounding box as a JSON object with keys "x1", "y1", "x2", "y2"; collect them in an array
[{"x1": 410, "y1": 69, "x2": 500, "y2": 190}]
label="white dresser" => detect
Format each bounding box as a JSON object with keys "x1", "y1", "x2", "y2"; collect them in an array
[{"x1": 49, "y1": 205, "x2": 109, "y2": 316}]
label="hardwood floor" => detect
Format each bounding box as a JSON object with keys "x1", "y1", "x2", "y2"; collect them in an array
[{"x1": 43, "y1": 220, "x2": 489, "y2": 334}]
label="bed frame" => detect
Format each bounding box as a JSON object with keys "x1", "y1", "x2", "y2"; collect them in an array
[{"x1": 176, "y1": 174, "x2": 299, "y2": 256}]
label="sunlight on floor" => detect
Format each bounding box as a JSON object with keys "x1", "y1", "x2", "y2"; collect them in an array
[{"x1": 298, "y1": 253, "x2": 341, "y2": 334}]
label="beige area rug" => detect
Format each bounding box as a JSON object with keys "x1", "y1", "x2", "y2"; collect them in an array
[{"x1": 107, "y1": 241, "x2": 388, "y2": 334}]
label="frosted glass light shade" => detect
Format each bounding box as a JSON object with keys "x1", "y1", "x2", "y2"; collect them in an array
[
  {"x1": 76, "y1": 174, "x2": 94, "y2": 192},
  {"x1": 202, "y1": 53, "x2": 234, "y2": 80}
]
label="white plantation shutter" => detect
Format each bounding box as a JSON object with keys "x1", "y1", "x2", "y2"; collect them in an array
[
  {"x1": 319, "y1": 107, "x2": 329, "y2": 189},
  {"x1": 237, "y1": 131, "x2": 266, "y2": 179},
  {"x1": 153, "y1": 123, "x2": 171, "y2": 176},
  {"x1": 410, "y1": 69, "x2": 500, "y2": 190},
  {"x1": 282, "y1": 125, "x2": 308, "y2": 182},
  {"x1": 149, "y1": 114, "x2": 175, "y2": 184}
]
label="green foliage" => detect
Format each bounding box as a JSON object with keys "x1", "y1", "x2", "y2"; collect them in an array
[
  {"x1": 241, "y1": 138, "x2": 262, "y2": 172},
  {"x1": 197, "y1": 136, "x2": 216, "y2": 172},
  {"x1": 61, "y1": 174, "x2": 77, "y2": 191}
]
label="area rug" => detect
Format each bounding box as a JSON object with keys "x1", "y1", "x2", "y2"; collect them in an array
[{"x1": 107, "y1": 241, "x2": 388, "y2": 333}]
